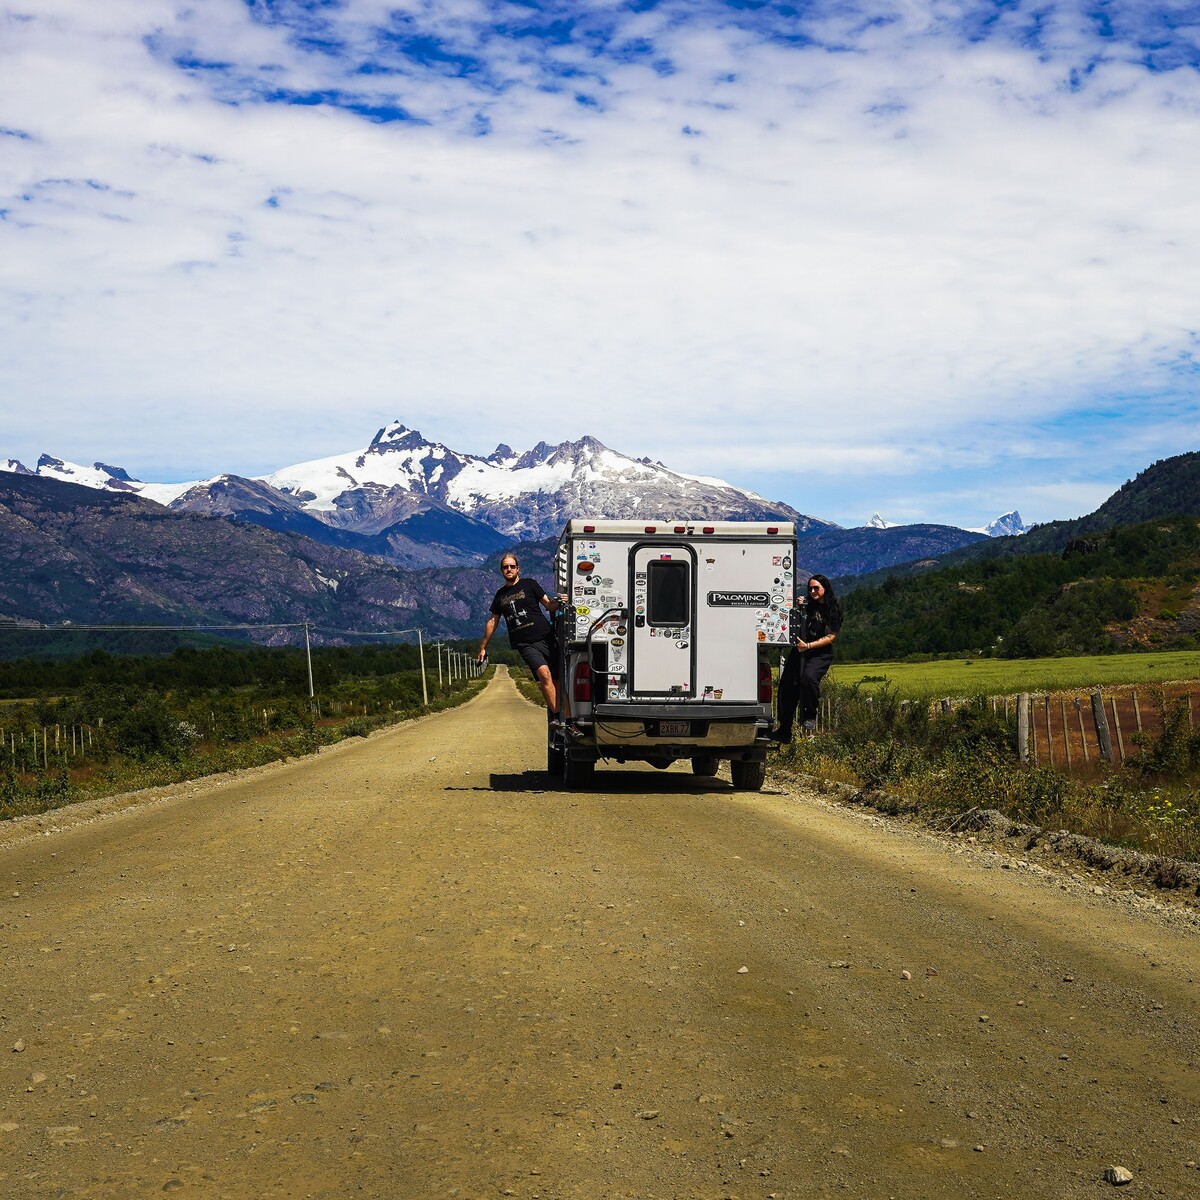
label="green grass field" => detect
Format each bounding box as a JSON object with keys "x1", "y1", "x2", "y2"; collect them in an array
[{"x1": 831, "y1": 650, "x2": 1200, "y2": 699}]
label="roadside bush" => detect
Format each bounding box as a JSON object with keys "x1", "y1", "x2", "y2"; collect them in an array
[
  {"x1": 110, "y1": 692, "x2": 187, "y2": 761},
  {"x1": 1130, "y1": 693, "x2": 1200, "y2": 778},
  {"x1": 926, "y1": 698, "x2": 1014, "y2": 759},
  {"x1": 774, "y1": 678, "x2": 1200, "y2": 865}
]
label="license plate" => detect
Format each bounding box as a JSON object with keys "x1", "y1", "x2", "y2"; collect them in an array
[{"x1": 659, "y1": 720, "x2": 690, "y2": 736}]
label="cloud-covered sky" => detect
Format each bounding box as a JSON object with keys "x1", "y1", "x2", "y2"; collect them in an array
[{"x1": 2, "y1": 0, "x2": 1198, "y2": 528}]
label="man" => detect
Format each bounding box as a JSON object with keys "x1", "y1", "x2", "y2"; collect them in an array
[{"x1": 478, "y1": 554, "x2": 564, "y2": 719}]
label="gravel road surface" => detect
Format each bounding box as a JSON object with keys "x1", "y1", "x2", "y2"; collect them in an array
[{"x1": 1, "y1": 668, "x2": 1197, "y2": 1199}]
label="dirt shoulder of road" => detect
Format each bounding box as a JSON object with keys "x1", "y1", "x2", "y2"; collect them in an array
[
  {"x1": 772, "y1": 767, "x2": 1200, "y2": 933},
  {"x1": 0, "y1": 710, "x2": 428, "y2": 855}
]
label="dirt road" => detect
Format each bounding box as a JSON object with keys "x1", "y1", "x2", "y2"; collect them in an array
[{"x1": 1, "y1": 668, "x2": 1197, "y2": 1199}]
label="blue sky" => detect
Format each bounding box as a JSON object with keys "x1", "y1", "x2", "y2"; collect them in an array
[{"x1": 2, "y1": 1, "x2": 1199, "y2": 528}]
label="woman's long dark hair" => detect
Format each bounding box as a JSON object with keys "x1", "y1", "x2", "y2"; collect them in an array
[{"x1": 807, "y1": 573, "x2": 842, "y2": 626}]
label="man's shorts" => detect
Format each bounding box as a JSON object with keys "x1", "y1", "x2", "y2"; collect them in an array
[{"x1": 517, "y1": 637, "x2": 554, "y2": 680}]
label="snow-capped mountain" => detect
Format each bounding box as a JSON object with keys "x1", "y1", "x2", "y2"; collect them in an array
[
  {"x1": 0, "y1": 454, "x2": 195, "y2": 505},
  {"x1": 982, "y1": 511, "x2": 1031, "y2": 537},
  {"x1": 2, "y1": 422, "x2": 822, "y2": 562},
  {"x1": 863, "y1": 510, "x2": 1029, "y2": 536},
  {"x1": 262, "y1": 423, "x2": 821, "y2": 541}
]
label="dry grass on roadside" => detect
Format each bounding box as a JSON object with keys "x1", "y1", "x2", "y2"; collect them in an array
[{"x1": 771, "y1": 683, "x2": 1200, "y2": 869}]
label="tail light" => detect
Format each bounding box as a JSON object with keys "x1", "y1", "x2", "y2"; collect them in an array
[
  {"x1": 758, "y1": 660, "x2": 772, "y2": 704},
  {"x1": 573, "y1": 661, "x2": 593, "y2": 703}
]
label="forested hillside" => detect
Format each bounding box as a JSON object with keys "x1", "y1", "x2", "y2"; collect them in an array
[
  {"x1": 839, "y1": 516, "x2": 1200, "y2": 661},
  {"x1": 843, "y1": 450, "x2": 1200, "y2": 592}
]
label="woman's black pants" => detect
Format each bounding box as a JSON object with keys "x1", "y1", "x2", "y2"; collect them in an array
[{"x1": 776, "y1": 648, "x2": 834, "y2": 736}]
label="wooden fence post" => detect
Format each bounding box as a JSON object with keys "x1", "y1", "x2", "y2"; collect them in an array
[
  {"x1": 1060, "y1": 697, "x2": 1071, "y2": 770},
  {"x1": 1091, "y1": 690, "x2": 1113, "y2": 763},
  {"x1": 1074, "y1": 697, "x2": 1089, "y2": 764},
  {"x1": 1044, "y1": 696, "x2": 1054, "y2": 768},
  {"x1": 1110, "y1": 696, "x2": 1125, "y2": 762},
  {"x1": 1017, "y1": 693, "x2": 1030, "y2": 765},
  {"x1": 1132, "y1": 690, "x2": 1143, "y2": 734}
]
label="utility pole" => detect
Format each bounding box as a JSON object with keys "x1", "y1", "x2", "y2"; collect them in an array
[{"x1": 303, "y1": 622, "x2": 316, "y2": 715}]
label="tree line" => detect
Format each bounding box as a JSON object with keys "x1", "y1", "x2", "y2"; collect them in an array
[{"x1": 838, "y1": 516, "x2": 1200, "y2": 662}]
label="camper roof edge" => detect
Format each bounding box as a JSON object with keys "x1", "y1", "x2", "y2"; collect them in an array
[{"x1": 562, "y1": 518, "x2": 796, "y2": 539}]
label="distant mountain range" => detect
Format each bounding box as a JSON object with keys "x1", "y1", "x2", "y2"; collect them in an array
[
  {"x1": 0, "y1": 472, "x2": 504, "y2": 640},
  {"x1": 841, "y1": 451, "x2": 1200, "y2": 592},
  {"x1": 796, "y1": 524, "x2": 990, "y2": 580},
  {"x1": 3, "y1": 422, "x2": 1022, "y2": 573},
  {"x1": 1, "y1": 442, "x2": 1193, "y2": 646},
  {"x1": 3, "y1": 423, "x2": 826, "y2": 565}
]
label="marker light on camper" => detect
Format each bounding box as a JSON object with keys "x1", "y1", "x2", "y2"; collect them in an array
[
  {"x1": 758, "y1": 660, "x2": 773, "y2": 704},
  {"x1": 573, "y1": 661, "x2": 592, "y2": 703}
]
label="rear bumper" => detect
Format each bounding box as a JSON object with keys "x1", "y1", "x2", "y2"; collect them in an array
[
  {"x1": 574, "y1": 702, "x2": 771, "y2": 754},
  {"x1": 590, "y1": 702, "x2": 772, "y2": 723}
]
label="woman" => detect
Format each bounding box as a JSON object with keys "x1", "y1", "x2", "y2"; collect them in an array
[{"x1": 771, "y1": 573, "x2": 842, "y2": 741}]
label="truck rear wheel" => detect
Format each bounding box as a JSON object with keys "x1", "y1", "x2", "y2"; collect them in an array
[
  {"x1": 547, "y1": 740, "x2": 564, "y2": 777},
  {"x1": 691, "y1": 754, "x2": 720, "y2": 777},
  {"x1": 730, "y1": 758, "x2": 766, "y2": 791}
]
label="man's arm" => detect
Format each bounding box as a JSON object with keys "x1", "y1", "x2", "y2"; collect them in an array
[{"x1": 478, "y1": 613, "x2": 500, "y2": 662}]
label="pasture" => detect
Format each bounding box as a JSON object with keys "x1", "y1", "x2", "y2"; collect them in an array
[{"x1": 831, "y1": 649, "x2": 1200, "y2": 699}]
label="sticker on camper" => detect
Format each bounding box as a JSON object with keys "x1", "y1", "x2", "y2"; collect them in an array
[
  {"x1": 577, "y1": 560, "x2": 595, "y2": 573},
  {"x1": 708, "y1": 591, "x2": 771, "y2": 607}
]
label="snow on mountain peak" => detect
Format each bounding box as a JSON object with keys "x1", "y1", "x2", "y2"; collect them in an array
[
  {"x1": 6, "y1": 422, "x2": 813, "y2": 542},
  {"x1": 865, "y1": 512, "x2": 899, "y2": 529},
  {"x1": 983, "y1": 511, "x2": 1031, "y2": 537},
  {"x1": 34, "y1": 455, "x2": 143, "y2": 493}
]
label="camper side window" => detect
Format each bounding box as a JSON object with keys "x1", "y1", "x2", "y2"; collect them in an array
[{"x1": 647, "y1": 560, "x2": 690, "y2": 626}]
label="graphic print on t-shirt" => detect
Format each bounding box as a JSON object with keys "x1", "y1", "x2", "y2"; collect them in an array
[
  {"x1": 490, "y1": 578, "x2": 553, "y2": 647},
  {"x1": 503, "y1": 591, "x2": 536, "y2": 632}
]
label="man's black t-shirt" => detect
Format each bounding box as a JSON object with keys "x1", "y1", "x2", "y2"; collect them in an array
[{"x1": 490, "y1": 577, "x2": 554, "y2": 647}]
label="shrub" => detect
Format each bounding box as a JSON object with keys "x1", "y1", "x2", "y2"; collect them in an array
[{"x1": 110, "y1": 692, "x2": 187, "y2": 761}]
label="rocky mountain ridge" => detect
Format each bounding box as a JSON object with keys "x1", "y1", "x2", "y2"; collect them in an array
[
  {"x1": 0, "y1": 473, "x2": 500, "y2": 640},
  {"x1": 3, "y1": 424, "x2": 831, "y2": 566}
]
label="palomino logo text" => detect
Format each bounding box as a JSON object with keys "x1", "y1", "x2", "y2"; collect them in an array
[{"x1": 707, "y1": 591, "x2": 770, "y2": 606}]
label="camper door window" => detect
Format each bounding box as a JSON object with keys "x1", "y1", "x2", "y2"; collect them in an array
[{"x1": 647, "y1": 560, "x2": 690, "y2": 626}]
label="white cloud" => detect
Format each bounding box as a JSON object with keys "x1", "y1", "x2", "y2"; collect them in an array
[{"x1": 1, "y1": 1, "x2": 1198, "y2": 524}]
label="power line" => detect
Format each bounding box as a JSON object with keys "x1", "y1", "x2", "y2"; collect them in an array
[{"x1": 0, "y1": 622, "x2": 312, "y2": 632}]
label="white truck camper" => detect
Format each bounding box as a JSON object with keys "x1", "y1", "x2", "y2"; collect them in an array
[{"x1": 548, "y1": 518, "x2": 798, "y2": 789}]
